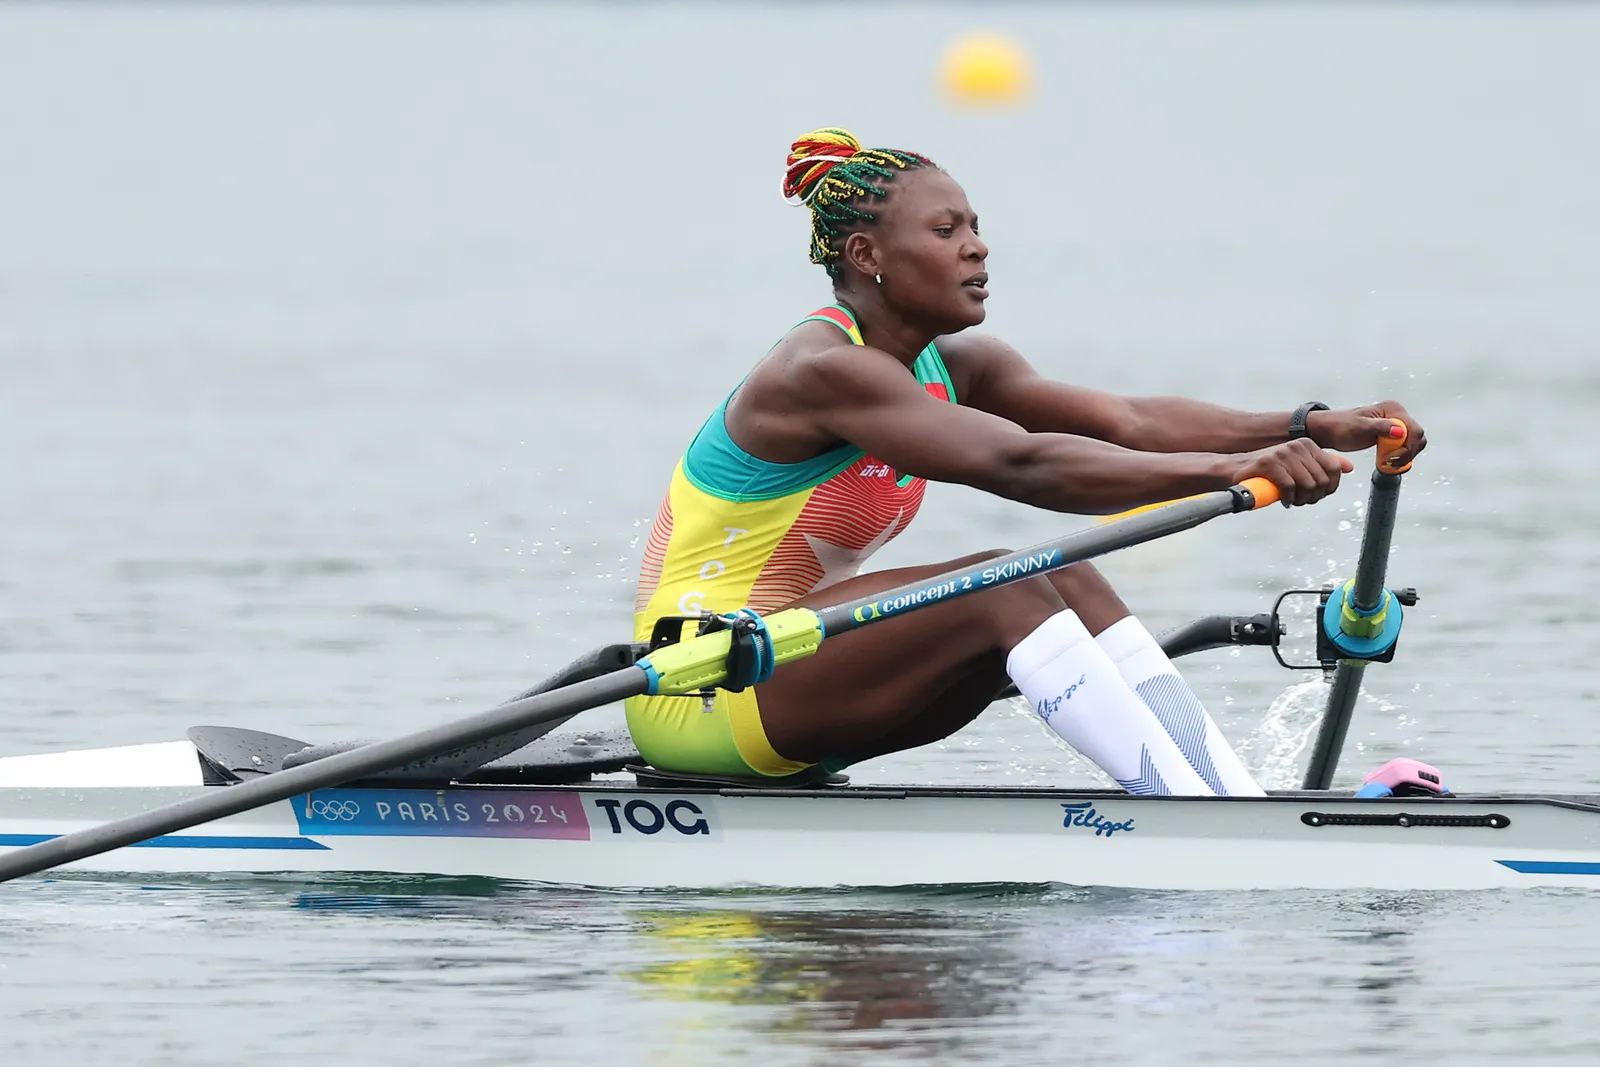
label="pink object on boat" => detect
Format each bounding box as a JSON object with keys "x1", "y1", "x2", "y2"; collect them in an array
[{"x1": 1362, "y1": 758, "x2": 1446, "y2": 796}]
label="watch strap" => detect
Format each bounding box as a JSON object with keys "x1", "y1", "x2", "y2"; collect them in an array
[{"x1": 1289, "y1": 401, "x2": 1330, "y2": 440}]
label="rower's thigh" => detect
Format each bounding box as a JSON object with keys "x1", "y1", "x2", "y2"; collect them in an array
[{"x1": 754, "y1": 552, "x2": 1064, "y2": 764}]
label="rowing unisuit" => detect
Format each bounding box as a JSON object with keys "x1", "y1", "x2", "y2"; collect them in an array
[{"x1": 626, "y1": 304, "x2": 957, "y2": 776}]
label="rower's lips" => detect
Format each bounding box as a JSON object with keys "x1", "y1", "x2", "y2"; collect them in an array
[{"x1": 962, "y1": 282, "x2": 989, "y2": 299}]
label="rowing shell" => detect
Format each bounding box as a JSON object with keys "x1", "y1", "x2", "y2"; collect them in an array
[{"x1": 4, "y1": 738, "x2": 1600, "y2": 891}]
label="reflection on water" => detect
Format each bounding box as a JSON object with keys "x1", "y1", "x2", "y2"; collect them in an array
[
  {"x1": 608, "y1": 889, "x2": 1468, "y2": 1061},
  {"x1": 7, "y1": 875, "x2": 1600, "y2": 1065},
  {"x1": 627, "y1": 904, "x2": 1019, "y2": 1052}
]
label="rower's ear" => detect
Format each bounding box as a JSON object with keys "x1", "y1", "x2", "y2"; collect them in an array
[{"x1": 840, "y1": 231, "x2": 881, "y2": 285}]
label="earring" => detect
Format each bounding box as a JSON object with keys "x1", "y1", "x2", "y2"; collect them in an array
[{"x1": 874, "y1": 273, "x2": 882, "y2": 285}]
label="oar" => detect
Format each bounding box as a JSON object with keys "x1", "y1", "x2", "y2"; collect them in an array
[
  {"x1": 1300, "y1": 421, "x2": 1412, "y2": 789},
  {"x1": 1096, "y1": 493, "x2": 1206, "y2": 523},
  {"x1": 0, "y1": 477, "x2": 1282, "y2": 885}
]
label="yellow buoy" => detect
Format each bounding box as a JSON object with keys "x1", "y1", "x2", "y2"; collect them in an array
[{"x1": 940, "y1": 32, "x2": 1033, "y2": 108}]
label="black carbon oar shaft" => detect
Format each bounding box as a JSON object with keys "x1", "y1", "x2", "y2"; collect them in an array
[
  {"x1": 818, "y1": 482, "x2": 1271, "y2": 636},
  {"x1": 0, "y1": 670, "x2": 647, "y2": 884},
  {"x1": 1300, "y1": 469, "x2": 1405, "y2": 791},
  {"x1": 1301, "y1": 420, "x2": 1413, "y2": 793}
]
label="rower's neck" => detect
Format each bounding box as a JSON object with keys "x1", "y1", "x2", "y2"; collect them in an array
[{"x1": 834, "y1": 293, "x2": 935, "y2": 366}]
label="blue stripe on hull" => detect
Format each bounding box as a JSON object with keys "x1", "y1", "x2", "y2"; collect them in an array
[
  {"x1": 1496, "y1": 860, "x2": 1600, "y2": 876},
  {"x1": 0, "y1": 833, "x2": 329, "y2": 851}
]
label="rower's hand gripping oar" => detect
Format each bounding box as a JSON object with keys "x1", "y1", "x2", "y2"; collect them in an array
[{"x1": 0, "y1": 478, "x2": 1282, "y2": 885}]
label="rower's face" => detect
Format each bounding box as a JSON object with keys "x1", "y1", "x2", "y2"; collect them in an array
[{"x1": 871, "y1": 169, "x2": 989, "y2": 331}]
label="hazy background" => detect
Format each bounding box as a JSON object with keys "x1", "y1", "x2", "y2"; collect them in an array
[{"x1": 3, "y1": 4, "x2": 1599, "y2": 1065}]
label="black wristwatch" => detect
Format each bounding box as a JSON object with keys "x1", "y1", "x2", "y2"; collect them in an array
[{"x1": 1289, "y1": 401, "x2": 1330, "y2": 440}]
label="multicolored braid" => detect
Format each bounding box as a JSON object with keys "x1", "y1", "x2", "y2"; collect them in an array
[{"x1": 783, "y1": 128, "x2": 933, "y2": 278}]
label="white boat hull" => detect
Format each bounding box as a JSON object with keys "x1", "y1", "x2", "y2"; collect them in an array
[{"x1": 4, "y1": 742, "x2": 1600, "y2": 891}]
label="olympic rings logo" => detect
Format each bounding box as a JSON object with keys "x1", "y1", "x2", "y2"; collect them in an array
[{"x1": 311, "y1": 799, "x2": 361, "y2": 821}]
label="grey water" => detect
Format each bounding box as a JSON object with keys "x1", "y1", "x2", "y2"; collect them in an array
[{"x1": 2, "y1": 2, "x2": 1599, "y2": 1063}]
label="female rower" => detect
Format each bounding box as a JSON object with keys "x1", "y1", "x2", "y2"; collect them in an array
[{"x1": 626, "y1": 128, "x2": 1426, "y2": 795}]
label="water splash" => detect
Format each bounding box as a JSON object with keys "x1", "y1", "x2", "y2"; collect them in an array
[{"x1": 1236, "y1": 678, "x2": 1329, "y2": 788}]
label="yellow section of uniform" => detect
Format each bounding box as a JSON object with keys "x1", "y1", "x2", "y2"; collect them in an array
[
  {"x1": 625, "y1": 456, "x2": 820, "y2": 777},
  {"x1": 624, "y1": 304, "x2": 951, "y2": 777},
  {"x1": 635, "y1": 462, "x2": 815, "y2": 624}
]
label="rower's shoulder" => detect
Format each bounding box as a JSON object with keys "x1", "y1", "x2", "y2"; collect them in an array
[
  {"x1": 931, "y1": 330, "x2": 1018, "y2": 364},
  {"x1": 767, "y1": 322, "x2": 906, "y2": 391},
  {"x1": 771, "y1": 317, "x2": 861, "y2": 362},
  {"x1": 930, "y1": 331, "x2": 1027, "y2": 397}
]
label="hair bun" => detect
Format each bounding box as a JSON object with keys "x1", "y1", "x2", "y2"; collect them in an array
[{"x1": 783, "y1": 128, "x2": 864, "y2": 205}]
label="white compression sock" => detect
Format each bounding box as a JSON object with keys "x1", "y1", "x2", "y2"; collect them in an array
[
  {"x1": 1095, "y1": 616, "x2": 1266, "y2": 797},
  {"x1": 1007, "y1": 610, "x2": 1215, "y2": 796}
]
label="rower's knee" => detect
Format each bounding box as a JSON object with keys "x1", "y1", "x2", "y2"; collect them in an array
[
  {"x1": 1008, "y1": 574, "x2": 1069, "y2": 616},
  {"x1": 1044, "y1": 561, "x2": 1129, "y2": 635},
  {"x1": 987, "y1": 574, "x2": 1068, "y2": 645},
  {"x1": 947, "y1": 548, "x2": 1069, "y2": 644}
]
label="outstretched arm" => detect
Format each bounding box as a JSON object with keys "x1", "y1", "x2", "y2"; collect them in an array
[
  {"x1": 951, "y1": 334, "x2": 1428, "y2": 468},
  {"x1": 794, "y1": 344, "x2": 1350, "y2": 515}
]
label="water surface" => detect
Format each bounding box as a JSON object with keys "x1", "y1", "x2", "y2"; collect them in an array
[{"x1": 3, "y1": 4, "x2": 1599, "y2": 1064}]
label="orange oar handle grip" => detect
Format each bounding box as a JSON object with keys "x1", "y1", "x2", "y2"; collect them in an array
[
  {"x1": 1377, "y1": 418, "x2": 1412, "y2": 473},
  {"x1": 1237, "y1": 477, "x2": 1280, "y2": 510}
]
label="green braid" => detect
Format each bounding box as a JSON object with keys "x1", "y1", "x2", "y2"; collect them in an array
[{"x1": 784, "y1": 130, "x2": 933, "y2": 279}]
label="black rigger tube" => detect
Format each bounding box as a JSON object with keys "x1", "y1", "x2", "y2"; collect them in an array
[{"x1": 1301, "y1": 436, "x2": 1409, "y2": 791}]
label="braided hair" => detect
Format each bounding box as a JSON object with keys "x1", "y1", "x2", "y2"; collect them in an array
[{"x1": 782, "y1": 128, "x2": 933, "y2": 279}]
